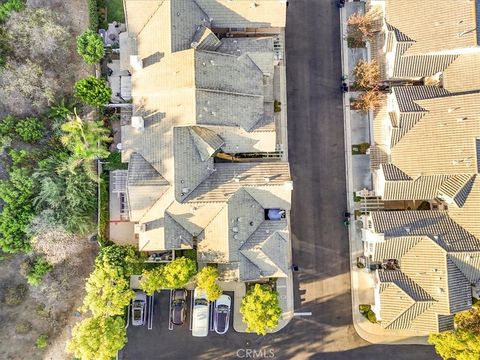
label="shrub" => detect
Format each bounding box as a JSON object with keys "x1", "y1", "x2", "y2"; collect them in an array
[
  {"x1": 88, "y1": 0, "x2": 99, "y2": 31},
  {"x1": 16, "y1": 117, "x2": 45, "y2": 142},
  {"x1": 0, "y1": 167, "x2": 36, "y2": 253},
  {"x1": 0, "y1": 0, "x2": 25, "y2": 22},
  {"x1": 74, "y1": 76, "x2": 112, "y2": 106},
  {"x1": 77, "y1": 30, "x2": 105, "y2": 64},
  {"x1": 103, "y1": 151, "x2": 128, "y2": 171},
  {"x1": 0, "y1": 114, "x2": 15, "y2": 136},
  {"x1": 15, "y1": 320, "x2": 32, "y2": 334},
  {"x1": 3, "y1": 284, "x2": 27, "y2": 305},
  {"x1": 274, "y1": 100, "x2": 281, "y2": 113},
  {"x1": 26, "y1": 256, "x2": 53, "y2": 286},
  {"x1": 366, "y1": 310, "x2": 377, "y2": 323},
  {"x1": 35, "y1": 334, "x2": 49, "y2": 349}
]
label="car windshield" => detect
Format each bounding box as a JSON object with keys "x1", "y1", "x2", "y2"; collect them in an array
[
  {"x1": 133, "y1": 309, "x2": 142, "y2": 320},
  {"x1": 195, "y1": 299, "x2": 208, "y2": 306},
  {"x1": 217, "y1": 304, "x2": 229, "y2": 313},
  {"x1": 173, "y1": 299, "x2": 185, "y2": 307}
]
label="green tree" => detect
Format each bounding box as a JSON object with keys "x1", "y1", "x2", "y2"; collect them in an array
[
  {"x1": 95, "y1": 245, "x2": 146, "y2": 277},
  {"x1": 82, "y1": 265, "x2": 135, "y2": 317},
  {"x1": 16, "y1": 117, "x2": 45, "y2": 143},
  {"x1": 429, "y1": 330, "x2": 480, "y2": 360},
  {"x1": 66, "y1": 316, "x2": 127, "y2": 360},
  {"x1": 60, "y1": 113, "x2": 111, "y2": 179},
  {"x1": 74, "y1": 76, "x2": 112, "y2": 106},
  {"x1": 76, "y1": 30, "x2": 105, "y2": 64},
  {"x1": 26, "y1": 256, "x2": 53, "y2": 286},
  {"x1": 240, "y1": 284, "x2": 282, "y2": 336},
  {"x1": 139, "y1": 266, "x2": 164, "y2": 296},
  {"x1": 197, "y1": 266, "x2": 222, "y2": 301},
  {"x1": 162, "y1": 257, "x2": 196, "y2": 289},
  {"x1": 34, "y1": 154, "x2": 97, "y2": 234}
]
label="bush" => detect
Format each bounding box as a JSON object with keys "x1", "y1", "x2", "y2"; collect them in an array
[
  {"x1": 0, "y1": 167, "x2": 36, "y2": 253},
  {"x1": 0, "y1": 0, "x2": 25, "y2": 22},
  {"x1": 15, "y1": 320, "x2": 32, "y2": 334},
  {"x1": 16, "y1": 117, "x2": 45, "y2": 142},
  {"x1": 366, "y1": 310, "x2": 377, "y2": 323},
  {"x1": 351, "y1": 90, "x2": 382, "y2": 112},
  {"x1": 359, "y1": 304, "x2": 371, "y2": 313},
  {"x1": 103, "y1": 151, "x2": 128, "y2": 171},
  {"x1": 0, "y1": 114, "x2": 15, "y2": 136},
  {"x1": 74, "y1": 76, "x2": 112, "y2": 106},
  {"x1": 26, "y1": 256, "x2": 53, "y2": 286},
  {"x1": 77, "y1": 30, "x2": 105, "y2": 65},
  {"x1": 3, "y1": 284, "x2": 27, "y2": 305},
  {"x1": 274, "y1": 100, "x2": 281, "y2": 113},
  {"x1": 88, "y1": 0, "x2": 99, "y2": 31},
  {"x1": 35, "y1": 334, "x2": 49, "y2": 349}
]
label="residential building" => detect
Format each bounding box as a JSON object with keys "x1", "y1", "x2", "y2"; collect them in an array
[
  {"x1": 109, "y1": 0, "x2": 293, "y2": 330},
  {"x1": 361, "y1": 0, "x2": 480, "y2": 335}
]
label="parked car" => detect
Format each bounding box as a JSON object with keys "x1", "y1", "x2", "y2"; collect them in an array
[
  {"x1": 170, "y1": 289, "x2": 187, "y2": 326},
  {"x1": 132, "y1": 291, "x2": 147, "y2": 326},
  {"x1": 192, "y1": 288, "x2": 209, "y2": 337},
  {"x1": 214, "y1": 294, "x2": 231, "y2": 334}
]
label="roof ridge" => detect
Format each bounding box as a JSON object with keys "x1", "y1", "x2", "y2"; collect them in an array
[
  {"x1": 196, "y1": 88, "x2": 264, "y2": 98},
  {"x1": 136, "y1": 0, "x2": 167, "y2": 38}
]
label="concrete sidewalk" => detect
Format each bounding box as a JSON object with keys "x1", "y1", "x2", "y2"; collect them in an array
[{"x1": 340, "y1": 1, "x2": 429, "y2": 345}]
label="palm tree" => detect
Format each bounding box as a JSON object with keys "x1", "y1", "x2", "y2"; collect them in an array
[{"x1": 60, "y1": 112, "x2": 111, "y2": 180}]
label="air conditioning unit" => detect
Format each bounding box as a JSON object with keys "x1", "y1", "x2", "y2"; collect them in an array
[
  {"x1": 134, "y1": 224, "x2": 146, "y2": 234},
  {"x1": 131, "y1": 116, "x2": 144, "y2": 130},
  {"x1": 130, "y1": 55, "x2": 143, "y2": 70}
]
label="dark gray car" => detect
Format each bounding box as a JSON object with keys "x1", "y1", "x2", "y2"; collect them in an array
[{"x1": 170, "y1": 289, "x2": 187, "y2": 326}]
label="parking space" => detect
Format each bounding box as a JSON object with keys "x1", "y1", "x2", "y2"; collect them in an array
[{"x1": 122, "y1": 290, "x2": 235, "y2": 351}]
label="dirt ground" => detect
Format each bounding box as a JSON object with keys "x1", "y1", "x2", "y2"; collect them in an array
[
  {"x1": 0, "y1": 0, "x2": 97, "y2": 359},
  {"x1": 0, "y1": 242, "x2": 97, "y2": 360}
]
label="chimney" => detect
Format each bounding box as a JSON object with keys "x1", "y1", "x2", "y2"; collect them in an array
[{"x1": 130, "y1": 55, "x2": 143, "y2": 70}]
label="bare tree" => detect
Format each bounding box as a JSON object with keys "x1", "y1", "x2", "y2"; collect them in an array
[
  {"x1": 352, "y1": 90, "x2": 382, "y2": 113},
  {"x1": 353, "y1": 59, "x2": 380, "y2": 90},
  {"x1": 347, "y1": 9, "x2": 381, "y2": 44}
]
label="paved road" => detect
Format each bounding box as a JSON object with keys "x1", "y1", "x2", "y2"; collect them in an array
[{"x1": 120, "y1": 1, "x2": 440, "y2": 359}]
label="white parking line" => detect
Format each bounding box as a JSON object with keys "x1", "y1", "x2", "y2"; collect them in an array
[
  {"x1": 168, "y1": 290, "x2": 174, "y2": 331},
  {"x1": 147, "y1": 294, "x2": 154, "y2": 330},
  {"x1": 209, "y1": 301, "x2": 215, "y2": 331},
  {"x1": 125, "y1": 304, "x2": 130, "y2": 329},
  {"x1": 189, "y1": 292, "x2": 194, "y2": 331}
]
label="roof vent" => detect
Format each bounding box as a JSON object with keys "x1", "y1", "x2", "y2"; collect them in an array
[
  {"x1": 264, "y1": 177, "x2": 271, "y2": 183},
  {"x1": 134, "y1": 224, "x2": 146, "y2": 233},
  {"x1": 130, "y1": 55, "x2": 143, "y2": 70},
  {"x1": 182, "y1": 187, "x2": 190, "y2": 194},
  {"x1": 250, "y1": 1, "x2": 258, "y2": 8},
  {"x1": 404, "y1": 227, "x2": 410, "y2": 233},
  {"x1": 448, "y1": 107, "x2": 460, "y2": 113},
  {"x1": 131, "y1": 116, "x2": 144, "y2": 130},
  {"x1": 237, "y1": 217, "x2": 242, "y2": 222},
  {"x1": 232, "y1": 226, "x2": 239, "y2": 233},
  {"x1": 283, "y1": 181, "x2": 293, "y2": 191},
  {"x1": 233, "y1": 234, "x2": 238, "y2": 240},
  {"x1": 191, "y1": 41, "x2": 199, "y2": 49},
  {"x1": 457, "y1": 117, "x2": 468, "y2": 122}
]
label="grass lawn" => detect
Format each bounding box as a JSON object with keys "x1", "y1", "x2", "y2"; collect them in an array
[{"x1": 106, "y1": 0, "x2": 125, "y2": 23}]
